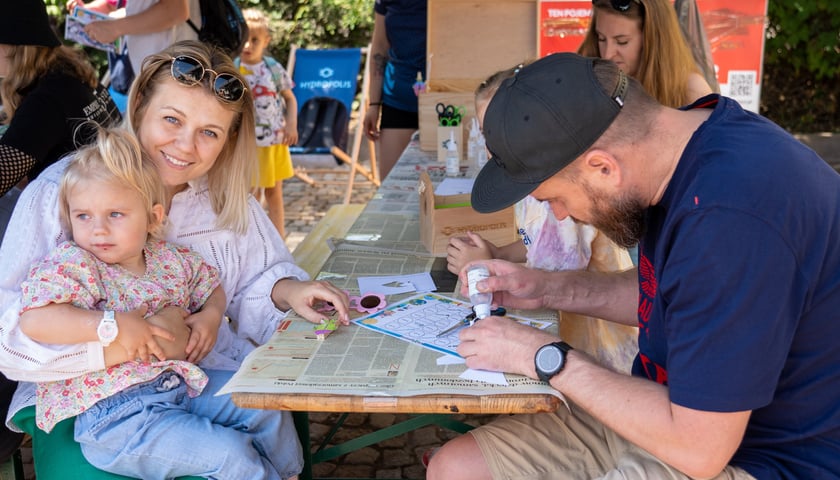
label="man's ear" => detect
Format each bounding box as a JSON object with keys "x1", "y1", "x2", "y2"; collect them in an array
[{"x1": 581, "y1": 148, "x2": 622, "y2": 187}]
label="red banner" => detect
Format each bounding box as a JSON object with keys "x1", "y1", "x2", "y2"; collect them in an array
[{"x1": 537, "y1": 0, "x2": 769, "y2": 112}]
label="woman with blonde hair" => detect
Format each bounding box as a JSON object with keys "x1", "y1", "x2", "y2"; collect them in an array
[
  {"x1": 0, "y1": 40, "x2": 351, "y2": 479},
  {"x1": 578, "y1": 0, "x2": 713, "y2": 108},
  {"x1": 0, "y1": 0, "x2": 121, "y2": 238}
]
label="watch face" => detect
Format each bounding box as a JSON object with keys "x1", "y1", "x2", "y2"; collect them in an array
[
  {"x1": 98, "y1": 323, "x2": 118, "y2": 340},
  {"x1": 536, "y1": 345, "x2": 563, "y2": 373}
]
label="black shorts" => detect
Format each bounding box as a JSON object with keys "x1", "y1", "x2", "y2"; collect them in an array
[{"x1": 380, "y1": 103, "x2": 419, "y2": 129}]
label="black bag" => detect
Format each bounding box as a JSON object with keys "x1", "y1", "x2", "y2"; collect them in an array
[
  {"x1": 187, "y1": 0, "x2": 249, "y2": 57},
  {"x1": 107, "y1": 48, "x2": 135, "y2": 94},
  {"x1": 292, "y1": 97, "x2": 349, "y2": 165}
]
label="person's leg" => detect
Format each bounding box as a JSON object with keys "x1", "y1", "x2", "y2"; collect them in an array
[
  {"x1": 377, "y1": 104, "x2": 418, "y2": 180},
  {"x1": 377, "y1": 128, "x2": 415, "y2": 179},
  {"x1": 425, "y1": 431, "x2": 492, "y2": 480},
  {"x1": 265, "y1": 182, "x2": 286, "y2": 238},
  {"x1": 75, "y1": 371, "x2": 302, "y2": 480},
  {"x1": 428, "y1": 403, "x2": 625, "y2": 480}
]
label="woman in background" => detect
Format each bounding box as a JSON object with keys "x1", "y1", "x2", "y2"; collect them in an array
[
  {"x1": 362, "y1": 0, "x2": 427, "y2": 180},
  {"x1": 0, "y1": 0, "x2": 121, "y2": 238},
  {"x1": 578, "y1": 0, "x2": 713, "y2": 107}
]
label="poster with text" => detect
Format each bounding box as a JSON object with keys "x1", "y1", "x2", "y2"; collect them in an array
[
  {"x1": 538, "y1": 1, "x2": 591, "y2": 57},
  {"x1": 697, "y1": 0, "x2": 768, "y2": 112},
  {"x1": 538, "y1": 0, "x2": 768, "y2": 113}
]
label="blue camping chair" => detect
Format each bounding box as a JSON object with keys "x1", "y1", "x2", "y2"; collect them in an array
[{"x1": 287, "y1": 45, "x2": 380, "y2": 204}]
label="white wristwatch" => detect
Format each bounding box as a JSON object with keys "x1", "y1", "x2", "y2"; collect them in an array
[{"x1": 97, "y1": 310, "x2": 118, "y2": 347}]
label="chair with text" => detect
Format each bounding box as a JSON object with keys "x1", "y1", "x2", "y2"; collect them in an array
[{"x1": 287, "y1": 45, "x2": 380, "y2": 204}]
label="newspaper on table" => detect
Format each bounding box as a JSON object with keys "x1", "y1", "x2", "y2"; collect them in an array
[
  {"x1": 65, "y1": 6, "x2": 123, "y2": 53},
  {"x1": 217, "y1": 304, "x2": 563, "y2": 401}
]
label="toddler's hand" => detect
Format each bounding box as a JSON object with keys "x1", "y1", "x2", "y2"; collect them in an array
[
  {"x1": 446, "y1": 232, "x2": 495, "y2": 275},
  {"x1": 184, "y1": 309, "x2": 221, "y2": 363}
]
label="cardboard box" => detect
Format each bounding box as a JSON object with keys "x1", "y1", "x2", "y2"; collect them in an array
[
  {"x1": 419, "y1": 0, "x2": 538, "y2": 151},
  {"x1": 419, "y1": 171, "x2": 517, "y2": 256}
]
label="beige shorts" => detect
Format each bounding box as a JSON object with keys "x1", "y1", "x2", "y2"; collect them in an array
[{"x1": 471, "y1": 402, "x2": 756, "y2": 480}]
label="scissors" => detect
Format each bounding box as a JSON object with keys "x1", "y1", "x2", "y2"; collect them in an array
[
  {"x1": 436, "y1": 103, "x2": 465, "y2": 127},
  {"x1": 436, "y1": 307, "x2": 506, "y2": 338}
]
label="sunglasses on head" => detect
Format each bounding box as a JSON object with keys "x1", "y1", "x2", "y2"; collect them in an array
[
  {"x1": 169, "y1": 55, "x2": 246, "y2": 103},
  {"x1": 601, "y1": 0, "x2": 641, "y2": 12}
]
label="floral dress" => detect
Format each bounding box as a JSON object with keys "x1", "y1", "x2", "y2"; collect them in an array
[{"x1": 20, "y1": 240, "x2": 220, "y2": 432}]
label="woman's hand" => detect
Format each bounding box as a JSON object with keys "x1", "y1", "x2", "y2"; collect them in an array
[
  {"x1": 184, "y1": 286, "x2": 225, "y2": 363},
  {"x1": 446, "y1": 231, "x2": 496, "y2": 275},
  {"x1": 144, "y1": 306, "x2": 191, "y2": 361},
  {"x1": 84, "y1": 19, "x2": 122, "y2": 44},
  {"x1": 271, "y1": 279, "x2": 351, "y2": 325},
  {"x1": 106, "y1": 306, "x2": 180, "y2": 365},
  {"x1": 184, "y1": 309, "x2": 221, "y2": 363},
  {"x1": 67, "y1": 0, "x2": 114, "y2": 14},
  {"x1": 363, "y1": 105, "x2": 381, "y2": 141}
]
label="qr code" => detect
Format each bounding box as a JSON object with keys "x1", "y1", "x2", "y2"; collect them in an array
[{"x1": 727, "y1": 70, "x2": 756, "y2": 99}]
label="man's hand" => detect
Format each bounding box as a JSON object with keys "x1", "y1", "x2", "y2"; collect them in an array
[
  {"x1": 457, "y1": 315, "x2": 557, "y2": 376},
  {"x1": 459, "y1": 259, "x2": 549, "y2": 311}
]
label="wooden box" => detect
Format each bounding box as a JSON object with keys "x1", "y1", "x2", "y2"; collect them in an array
[
  {"x1": 419, "y1": 171, "x2": 517, "y2": 256},
  {"x1": 418, "y1": 0, "x2": 538, "y2": 151}
]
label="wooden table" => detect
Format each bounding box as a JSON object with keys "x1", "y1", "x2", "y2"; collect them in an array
[{"x1": 231, "y1": 136, "x2": 561, "y2": 479}]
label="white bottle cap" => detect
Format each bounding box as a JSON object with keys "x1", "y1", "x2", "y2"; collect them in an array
[{"x1": 473, "y1": 303, "x2": 491, "y2": 319}]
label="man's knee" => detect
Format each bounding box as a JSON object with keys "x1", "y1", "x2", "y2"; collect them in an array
[{"x1": 426, "y1": 432, "x2": 491, "y2": 480}]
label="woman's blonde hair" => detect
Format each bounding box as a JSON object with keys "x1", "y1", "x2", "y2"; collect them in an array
[
  {"x1": 59, "y1": 127, "x2": 168, "y2": 241},
  {"x1": 0, "y1": 44, "x2": 99, "y2": 122},
  {"x1": 578, "y1": 0, "x2": 701, "y2": 108}
]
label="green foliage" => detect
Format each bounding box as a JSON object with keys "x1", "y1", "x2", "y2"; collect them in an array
[
  {"x1": 763, "y1": 0, "x2": 840, "y2": 79},
  {"x1": 761, "y1": 0, "x2": 840, "y2": 131},
  {"x1": 240, "y1": 0, "x2": 374, "y2": 66},
  {"x1": 40, "y1": 0, "x2": 839, "y2": 132}
]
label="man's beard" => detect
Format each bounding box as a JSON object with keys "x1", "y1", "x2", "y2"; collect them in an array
[{"x1": 585, "y1": 184, "x2": 646, "y2": 249}]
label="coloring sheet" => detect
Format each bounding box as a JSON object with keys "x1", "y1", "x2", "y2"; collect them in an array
[{"x1": 353, "y1": 292, "x2": 553, "y2": 357}]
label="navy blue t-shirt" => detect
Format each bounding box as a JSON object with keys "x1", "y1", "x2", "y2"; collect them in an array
[
  {"x1": 635, "y1": 95, "x2": 840, "y2": 479},
  {"x1": 373, "y1": 0, "x2": 426, "y2": 112}
]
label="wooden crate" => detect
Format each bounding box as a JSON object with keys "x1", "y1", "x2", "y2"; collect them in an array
[
  {"x1": 419, "y1": 171, "x2": 517, "y2": 256},
  {"x1": 418, "y1": 0, "x2": 538, "y2": 151}
]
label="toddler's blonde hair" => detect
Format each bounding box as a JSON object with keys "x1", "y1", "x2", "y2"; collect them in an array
[
  {"x1": 59, "y1": 127, "x2": 167, "y2": 241},
  {"x1": 242, "y1": 8, "x2": 270, "y2": 35}
]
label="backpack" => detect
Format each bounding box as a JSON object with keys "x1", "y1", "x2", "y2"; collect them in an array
[
  {"x1": 291, "y1": 97, "x2": 349, "y2": 165},
  {"x1": 187, "y1": 0, "x2": 249, "y2": 57}
]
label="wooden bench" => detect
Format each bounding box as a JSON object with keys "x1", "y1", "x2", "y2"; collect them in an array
[{"x1": 292, "y1": 203, "x2": 365, "y2": 278}]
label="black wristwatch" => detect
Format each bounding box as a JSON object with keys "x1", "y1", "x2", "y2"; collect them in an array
[{"x1": 534, "y1": 341, "x2": 573, "y2": 383}]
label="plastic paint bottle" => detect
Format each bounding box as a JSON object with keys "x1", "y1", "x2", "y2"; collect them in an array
[
  {"x1": 467, "y1": 117, "x2": 480, "y2": 167},
  {"x1": 475, "y1": 132, "x2": 488, "y2": 171},
  {"x1": 467, "y1": 264, "x2": 492, "y2": 320},
  {"x1": 445, "y1": 130, "x2": 460, "y2": 177}
]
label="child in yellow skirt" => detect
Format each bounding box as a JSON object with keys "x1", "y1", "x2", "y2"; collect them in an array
[{"x1": 236, "y1": 8, "x2": 298, "y2": 238}]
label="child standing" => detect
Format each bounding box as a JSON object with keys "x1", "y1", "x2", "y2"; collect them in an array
[
  {"x1": 18, "y1": 127, "x2": 302, "y2": 479},
  {"x1": 236, "y1": 8, "x2": 298, "y2": 239}
]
